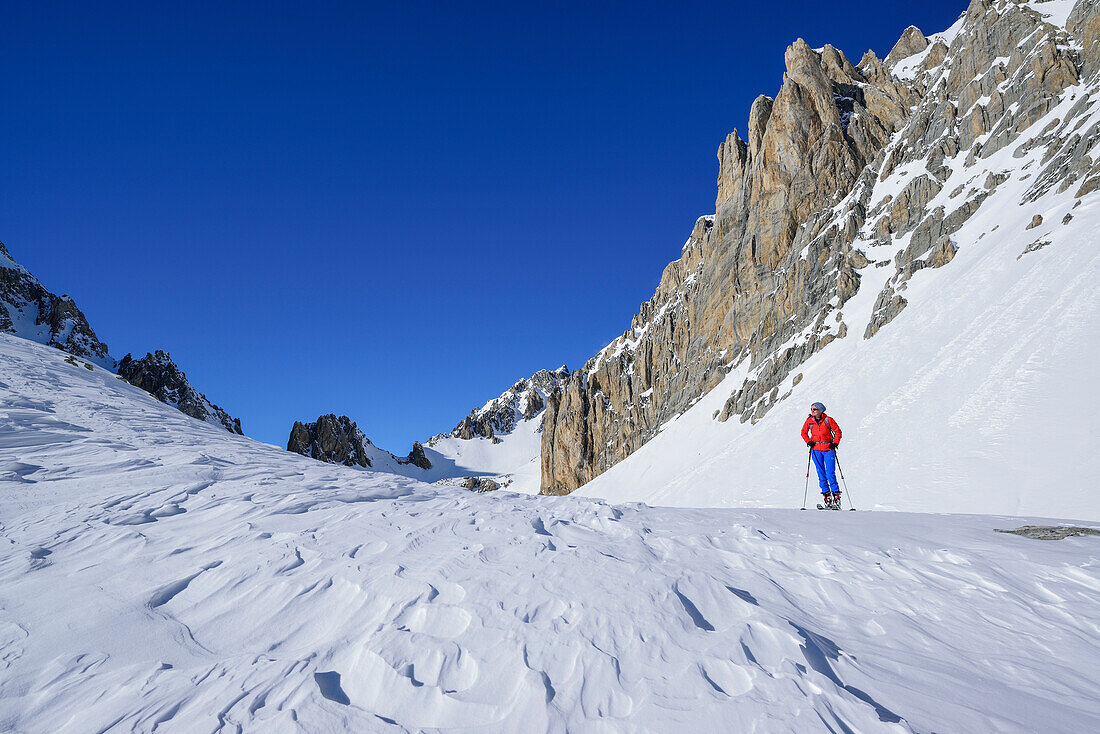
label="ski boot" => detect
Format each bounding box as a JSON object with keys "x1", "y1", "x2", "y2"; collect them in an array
[{"x1": 830, "y1": 492, "x2": 842, "y2": 510}]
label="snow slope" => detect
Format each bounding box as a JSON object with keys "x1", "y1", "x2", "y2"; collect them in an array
[
  {"x1": 577, "y1": 17, "x2": 1100, "y2": 521},
  {"x1": 2, "y1": 333, "x2": 1099, "y2": 732},
  {"x1": 422, "y1": 368, "x2": 569, "y2": 494},
  {"x1": 424, "y1": 417, "x2": 544, "y2": 493}
]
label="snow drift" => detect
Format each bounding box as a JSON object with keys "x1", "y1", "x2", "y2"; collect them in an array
[{"x1": 1, "y1": 333, "x2": 1098, "y2": 732}]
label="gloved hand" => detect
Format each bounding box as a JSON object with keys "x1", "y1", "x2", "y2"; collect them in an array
[
  {"x1": 829, "y1": 442, "x2": 838, "y2": 450},
  {"x1": 807, "y1": 441, "x2": 814, "y2": 448}
]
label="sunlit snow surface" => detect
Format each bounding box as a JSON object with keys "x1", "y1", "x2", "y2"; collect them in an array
[{"x1": 1, "y1": 334, "x2": 1098, "y2": 732}]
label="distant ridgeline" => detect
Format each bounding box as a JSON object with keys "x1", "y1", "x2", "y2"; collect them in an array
[
  {"x1": 443, "y1": 367, "x2": 570, "y2": 443},
  {"x1": 0, "y1": 241, "x2": 244, "y2": 434},
  {"x1": 538, "y1": 0, "x2": 1100, "y2": 494},
  {"x1": 286, "y1": 413, "x2": 431, "y2": 470}
]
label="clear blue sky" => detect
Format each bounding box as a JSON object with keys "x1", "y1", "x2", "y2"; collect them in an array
[{"x1": 1, "y1": 0, "x2": 966, "y2": 452}]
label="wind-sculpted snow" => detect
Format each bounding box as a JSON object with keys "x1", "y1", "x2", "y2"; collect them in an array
[{"x1": 1, "y1": 334, "x2": 1099, "y2": 732}]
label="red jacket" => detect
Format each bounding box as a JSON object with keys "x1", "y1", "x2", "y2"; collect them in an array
[{"x1": 801, "y1": 413, "x2": 841, "y2": 450}]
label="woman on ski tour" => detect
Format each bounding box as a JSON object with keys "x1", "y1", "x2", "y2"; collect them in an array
[{"x1": 801, "y1": 402, "x2": 843, "y2": 509}]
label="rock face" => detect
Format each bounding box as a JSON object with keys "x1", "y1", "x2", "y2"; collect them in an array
[
  {"x1": 449, "y1": 367, "x2": 570, "y2": 440},
  {"x1": 287, "y1": 417, "x2": 432, "y2": 472},
  {"x1": 118, "y1": 351, "x2": 244, "y2": 434},
  {"x1": 542, "y1": 0, "x2": 1099, "y2": 495},
  {"x1": 0, "y1": 241, "x2": 112, "y2": 365},
  {"x1": 405, "y1": 441, "x2": 432, "y2": 470},
  {"x1": 287, "y1": 414, "x2": 372, "y2": 467}
]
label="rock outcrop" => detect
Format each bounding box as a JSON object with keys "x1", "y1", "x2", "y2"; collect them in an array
[
  {"x1": 287, "y1": 414, "x2": 372, "y2": 467},
  {"x1": 0, "y1": 241, "x2": 112, "y2": 365},
  {"x1": 541, "y1": 0, "x2": 1099, "y2": 495},
  {"x1": 405, "y1": 441, "x2": 432, "y2": 470},
  {"x1": 118, "y1": 351, "x2": 244, "y2": 434},
  {"x1": 461, "y1": 476, "x2": 500, "y2": 493},
  {"x1": 288, "y1": 416, "x2": 432, "y2": 472}
]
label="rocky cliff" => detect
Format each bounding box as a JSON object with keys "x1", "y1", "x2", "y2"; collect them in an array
[
  {"x1": 542, "y1": 0, "x2": 1100, "y2": 494},
  {"x1": 287, "y1": 414, "x2": 373, "y2": 467},
  {"x1": 288, "y1": 414, "x2": 433, "y2": 470},
  {"x1": 118, "y1": 351, "x2": 244, "y2": 434},
  {"x1": 0, "y1": 241, "x2": 113, "y2": 366}
]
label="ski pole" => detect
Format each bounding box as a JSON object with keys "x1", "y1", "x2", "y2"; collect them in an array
[
  {"x1": 833, "y1": 450, "x2": 854, "y2": 509},
  {"x1": 801, "y1": 449, "x2": 812, "y2": 509}
]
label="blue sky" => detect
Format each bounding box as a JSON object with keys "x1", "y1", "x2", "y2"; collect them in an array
[{"x1": 1, "y1": 0, "x2": 966, "y2": 452}]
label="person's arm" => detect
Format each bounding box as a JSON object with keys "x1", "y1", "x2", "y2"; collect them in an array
[{"x1": 829, "y1": 417, "x2": 842, "y2": 445}]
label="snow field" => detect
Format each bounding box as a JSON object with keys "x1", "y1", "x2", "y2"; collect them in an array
[
  {"x1": 425, "y1": 417, "x2": 545, "y2": 494},
  {"x1": 1, "y1": 334, "x2": 1099, "y2": 732}
]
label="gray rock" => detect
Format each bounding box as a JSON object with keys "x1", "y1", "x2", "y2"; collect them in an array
[
  {"x1": 461, "y1": 476, "x2": 499, "y2": 493},
  {"x1": 995, "y1": 525, "x2": 1100, "y2": 540},
  {"x1": 0, "y1": 241, "x2": 112, "y2": 364},
  {"x1": 118, "y1": 351, "x2": 243, "y2": 434},
  {"x1": 405, "y1": 441, "x2": 432, "y2": 470},
  {"x1": 287, "y1": 414, "x2": 370, "y2": 467}
]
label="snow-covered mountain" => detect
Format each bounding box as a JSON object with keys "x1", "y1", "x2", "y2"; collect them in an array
[
  {"x1": 118, "y1": 351, "x2": 244, "y2": 435},
  {"x1": 0, "y1": 240, "x2": 113, "y2": 367},
  {"x1": 0, "y1": 241, "x2": 244, "y2": 434},
  {"x1": 539, "y1": 0, "x2": 1100, "y2": 520},
  {"x1": 423, "y1": 367, "x2": 571, "y2": 493},
  {"x1": 2, "y1": 331, "x2": 1098, "y2": 732},
  {"x1": 446, "y1": 367, "x2": 570, "y2": 441},
  {"x1": 3, "y1": 3, "x2": 1100, "y2": 728},
  {"x1": 282, "y1": 368, "x2": 570, "y2": 492}
]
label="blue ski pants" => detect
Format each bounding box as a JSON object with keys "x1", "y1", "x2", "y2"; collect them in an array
[{"x1": 811, "y1": 450, "x2": 840, "y2": 494}]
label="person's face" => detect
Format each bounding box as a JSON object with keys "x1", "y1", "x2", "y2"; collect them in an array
[{"x1": 810, "y1": 407, "x2": 821, "y2": 416}]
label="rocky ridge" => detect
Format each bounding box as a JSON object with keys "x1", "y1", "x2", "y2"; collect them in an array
[
  {"x1": 288, "y1": 413, "x2": 432, "y2": 470},
  {"x1": 287, "y1": 414, "x2": 374, "y2": 467},
  {"x1": 118, "y1": 351, "x2": 244, "y2": 434},
  {"x1": 1, "y1": 241, "x2": 245, "y2": 434},
  {"x1": 541, "y1": 0, "x2": 1100, "y2": 495},
  {"x1": 446, "y1": 366, "x2": 570, "y2": 442},
  {"x1": 0, "y1": 241, "x2": 112, "y2": 366}
]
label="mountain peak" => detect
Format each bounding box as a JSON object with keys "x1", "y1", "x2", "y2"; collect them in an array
[
  {"x1": 449, "y1": 366, "x2": 571, "y2": 441},
  {"x1": 0, "y1": 241, "x2": 113, "y2": 367}
]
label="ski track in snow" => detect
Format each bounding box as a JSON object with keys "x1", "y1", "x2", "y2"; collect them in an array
[{"x1": 0, "y1": 334, "x2": 1099, "y2": 732}]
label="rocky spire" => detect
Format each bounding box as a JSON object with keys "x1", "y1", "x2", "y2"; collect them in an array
[
  {"x1": 287, "y1": 414, "x2": 371, "y2": 467},
  {"x1": 885, "y1": 25, "x2": 929, "y2": 66}
]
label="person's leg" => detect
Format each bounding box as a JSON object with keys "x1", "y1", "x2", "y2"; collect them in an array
[
  {"x1": 812, "y1": 450, "x2": 830, "y2": 495},
  {"x1": 823, "y1": 451, "x2": 840, "y2": 494}
]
